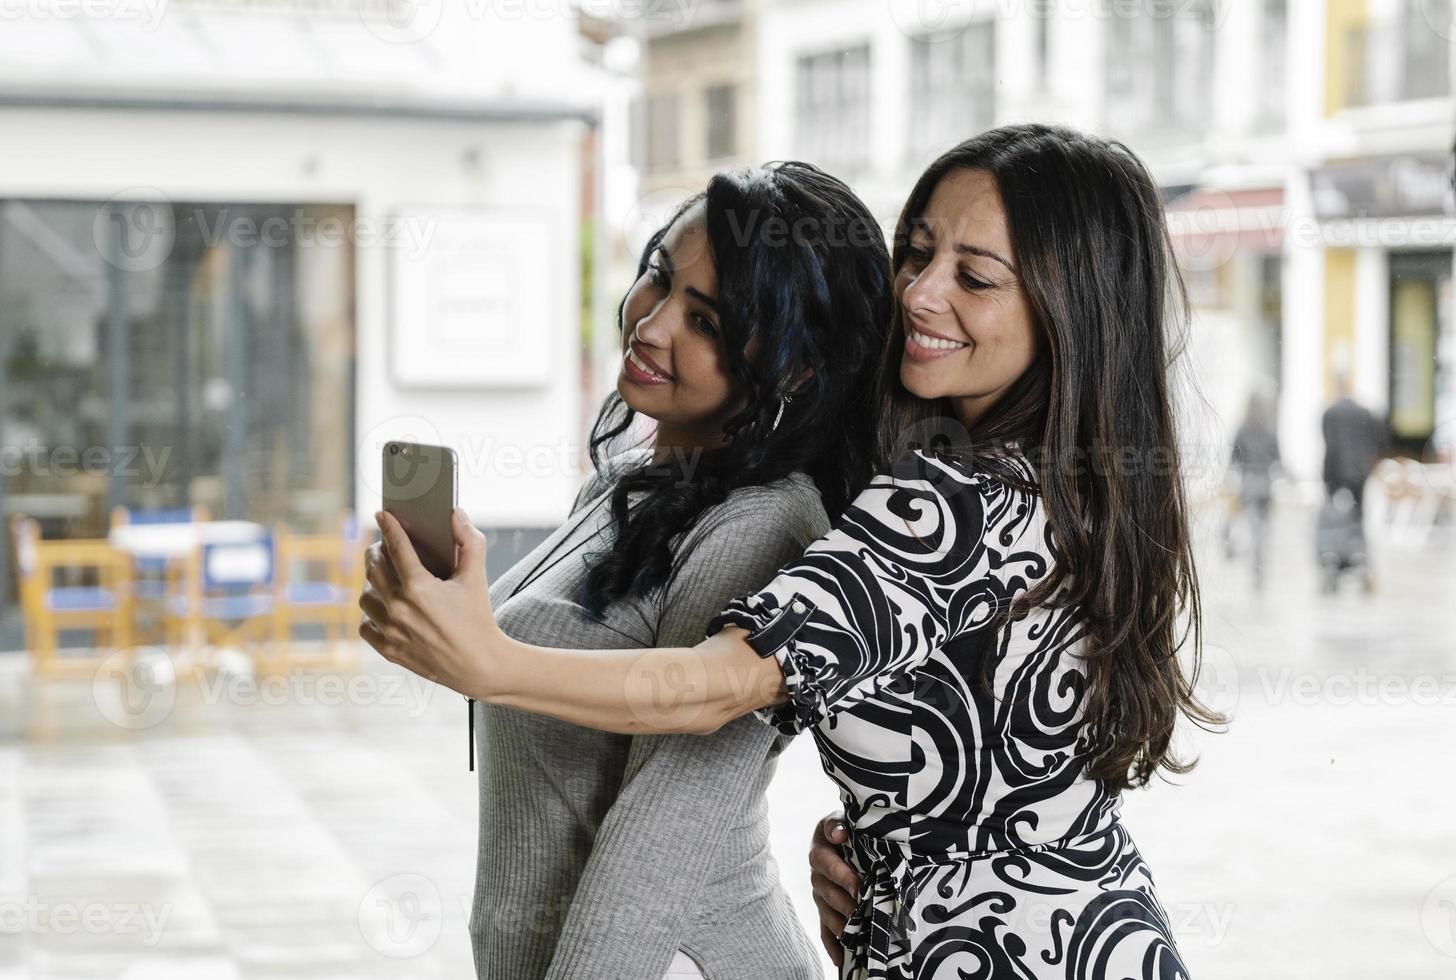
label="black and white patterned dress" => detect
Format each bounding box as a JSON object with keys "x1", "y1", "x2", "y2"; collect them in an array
[{"x1": 705, "y1": 448, "x2": 1189, "y2": 979}]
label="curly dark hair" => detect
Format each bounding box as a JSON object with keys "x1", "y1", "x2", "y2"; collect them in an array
[{"x1": 580, "y1": 161, "x2": 892, "y2": 617}]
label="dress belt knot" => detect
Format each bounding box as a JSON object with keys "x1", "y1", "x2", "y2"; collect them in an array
[{"x1": 839, "y1": 831, "x2": 920, "y2": 964}]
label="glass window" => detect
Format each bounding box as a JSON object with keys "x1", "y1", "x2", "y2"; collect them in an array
[
  {"x1": 705, "y1": 84, "x2": 737, "y2": 161},
  {"x1": 1348, "y1": 0, "x2": 1452, "y2": 105},
  {"x1": 1257, "y1": 0, "x2": 1288, "y2": 128},
  {"x1": 1104, "y1": 0, "x2": 1215, "y2": 134},
  {"x1": 794, "y1": 44, "x2": 872, "y2": 175},
  {"x1": 629, "y1": 94, "x2": 648, "y2": 172},
  {"x1": 1033, "y1": 14, "x2": 1049, "y2": 91},
  {"x1": 647, "y1": 92, "x2": 681, "y2": 174},
  {"x1": 907, "y1": 21, "x2": 996, "y2": 166},
  {"x1": 0, "y1": 199, "x2": 355, "y2": 613},
  {"x1": 1401, "y1": 0, "x2": 1450, "y2": 100},
  {"x1": 1388, "y1": 250, "x2": 1452, "y2": 454}
]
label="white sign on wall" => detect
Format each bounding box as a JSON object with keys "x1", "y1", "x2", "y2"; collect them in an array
[{"x1": 388, "y1": 208, "x2": 554, "y2": 387}]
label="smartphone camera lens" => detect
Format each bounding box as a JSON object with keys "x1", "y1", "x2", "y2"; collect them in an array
[{"x1": 388, "y1": 444, "x2": 399, "y2": 455}]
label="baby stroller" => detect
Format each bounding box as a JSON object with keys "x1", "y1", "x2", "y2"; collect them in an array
[{"x1": 1316, "y1": 487, "x2": 1371, "y2": 594}]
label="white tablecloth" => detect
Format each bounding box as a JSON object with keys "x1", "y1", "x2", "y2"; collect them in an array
[{"x1": 109, "y1": 521, "x2": 268, "y2": 560}]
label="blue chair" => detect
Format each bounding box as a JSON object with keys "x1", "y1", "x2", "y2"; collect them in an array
[
  {"x1": 165, "y1": 526, "x2": 277, "y2": 662},
  {"x1": 110, "y1": 505, "x2": 209, "y2": 605}
]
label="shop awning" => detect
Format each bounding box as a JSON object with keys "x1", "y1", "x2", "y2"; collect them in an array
[
  {"x1": 1165, "y1": 186, "x2": 1286, "y2": 256},
  {"x1": 0, "y1": 4, "x2": 598, "y2": 123}
]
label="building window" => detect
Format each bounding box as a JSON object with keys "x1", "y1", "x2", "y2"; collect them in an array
[
  {"x1": 1347, "y1": 0, "x2": 1452, "y2": 106},
  {"x1": 1033, "y1": 13, "x2": 1049, "y2": 92},
  {"x1": 1256, "y1": 0, "x2": 1287, "y2": 128},
  {"x1": 794, "y1": 44, "x2": 871, "y2": 175},
  {"x1": 705, "y1": 84, "x2": 737, "y2": 161},
  {"x1": 629, "y1": 95, "x2": 647, "y2": 172},
  {"x1": 1104, "y1": 0, "x2": 1216, "y2": 135},
  {"x1": 1388, "y1": 250, "x2": 1452, "y2": 454},
  {"x1": 647, "y1": 92, "x2": 680, "y2": 174},
  {"x1": 1402, "y1": 0, "x2": 1452, "y2": 99},
  {"x1": 907, "y1": 21, "x2": 996, "y2": 166},
  {"x1": 0, "y1": 199, "x2": 356, "y2": 610}
]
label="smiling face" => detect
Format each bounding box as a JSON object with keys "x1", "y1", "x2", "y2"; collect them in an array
[
  {"x1": 895, "y1": 168, "x2": 1040, "y2": 429},
  {"x1": 616, "y1": 201, "x2": 747, "y2": 447}
]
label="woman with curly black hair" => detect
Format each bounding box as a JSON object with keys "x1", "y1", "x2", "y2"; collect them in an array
[{"x1": 439, "y1": 161, "x2": 890, "y2": 979}]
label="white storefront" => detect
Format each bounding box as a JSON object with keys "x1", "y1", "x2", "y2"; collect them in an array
[{"x1": 0, "y1": 1, "x2": 601, "y2": 555}]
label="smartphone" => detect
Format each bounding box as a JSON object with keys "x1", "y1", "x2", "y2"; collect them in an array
[{"x1": 381, "y1": 440, "x2": 458, "y2": 579}]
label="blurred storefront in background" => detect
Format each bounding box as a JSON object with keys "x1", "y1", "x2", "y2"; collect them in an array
[
  {"x1": 1310, "y1": 153, "x2": 1453, "y2": 456},
  {"x1": 2, "y1": 0, "x2": 1453, "y2": 644},
  {"x1": 0, "y1": 1, "x2": 623, "y2": 640},
  {"x1": 1305, "y1": 0, "x2": 1455, "y2": 460}
]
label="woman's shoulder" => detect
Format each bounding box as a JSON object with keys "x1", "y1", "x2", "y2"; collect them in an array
[
  {"x1": 659, "y1": 472, "x2": 830, "y2": 601},
  {"x1": 880, "y1": 445, "x2": 1041, "y2": 504},
  {"x1": 726, "y1": 468, "x2": 826, "y2": 513},
  {"x1": 858, "y1": 446, "x2": 1050, "y2": 563},
  {"x1": 695, "y1": 470, "x2": 830, "y2": 546}
]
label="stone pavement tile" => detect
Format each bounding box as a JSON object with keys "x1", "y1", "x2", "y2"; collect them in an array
[
  {"x1": 24, "y1": 753, "x2": 187, "y2": 880},
  {"x1": 24, "y1": 952, "x2": 240, "y2": 980},
  {"x1": 21, "y1": 876, "x2": 213, "y2": 955},
  {"x1": 1, "y1": 748, "x2": 25, "y2": 892}
]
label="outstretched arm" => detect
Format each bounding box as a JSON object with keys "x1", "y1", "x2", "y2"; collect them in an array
[
  {"x1": 364, "y1": 449, "x2": 998, "y2": 740},
  {"x1": 359, "y1": 507, "x2": 786, "y2": 736}
]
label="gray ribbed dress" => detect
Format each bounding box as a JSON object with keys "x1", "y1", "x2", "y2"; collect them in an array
[{"x1": 469, "y1": 451, "x2": 828, "y2": 980}]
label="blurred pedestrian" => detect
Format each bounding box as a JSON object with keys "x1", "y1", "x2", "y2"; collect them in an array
[
  {"x1": 1318, "y1": 369, "x2": 1387, "y2": 594},
  {"x1": 1225, "y1": 387, "x2": 1281, "y2": 591}
]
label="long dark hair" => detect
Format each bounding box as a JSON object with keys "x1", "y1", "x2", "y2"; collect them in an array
[
  {"x1": 581, "y1": 161, "x2": 891, "y2": 617},
  {"x1": 877, "y1": 123, "x2": 1225, "y2": 790}
]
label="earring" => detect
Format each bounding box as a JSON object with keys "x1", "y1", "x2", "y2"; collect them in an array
[{"x1": 771, "y1": 394, "x2": 791, "y2": 432}]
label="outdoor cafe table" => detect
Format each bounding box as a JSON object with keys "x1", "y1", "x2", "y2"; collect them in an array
[
  {"x1": 109, "y1": 519, "x2": 268, "y2": 560},
  {"x1": 108, "y1": 520, "x2": 270, "y2": 669}
]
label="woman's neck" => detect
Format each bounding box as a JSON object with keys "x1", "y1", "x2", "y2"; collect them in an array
[
  {"x1": 950, "y1": 393, "x2": 992, "y2": 433},
  {"x1": 649, "y1": 422, "x2": 722, "y2": 465}
]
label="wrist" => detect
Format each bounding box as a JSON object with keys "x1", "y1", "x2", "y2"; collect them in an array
[{"x1": 470, "y1": 623, "x2": 525, "y2": 705}]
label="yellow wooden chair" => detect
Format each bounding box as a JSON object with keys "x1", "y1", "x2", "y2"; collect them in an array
[
  {"x1": 10, "y1": 514, "x2": 134, "y2": 677},
  {"x1": 267, "y1": 511, "x2": 366, "y2": 673}
]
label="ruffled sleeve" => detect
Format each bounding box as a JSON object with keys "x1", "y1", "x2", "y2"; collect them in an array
[{"x1": 706, "y1": 448, "x2": 1022, "y2": 735}]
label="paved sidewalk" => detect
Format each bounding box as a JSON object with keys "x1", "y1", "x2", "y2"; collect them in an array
[{"x1": 1, "y1": 504, "x2": 1452, "y2": 978}]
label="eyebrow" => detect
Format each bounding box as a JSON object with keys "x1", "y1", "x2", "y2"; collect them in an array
[
  {"x1": 685, "y1": 287, "x2": 719, "y2": 311},
  {"x1": 652, "y1": 245, "x2": 720, "y2": 310},
  {"x1": 953, "y1": 243, "x2": 1016, "y2": 275},
  {"x1": 909, "y1": 223, "x2": 1017, "y2": 275}
]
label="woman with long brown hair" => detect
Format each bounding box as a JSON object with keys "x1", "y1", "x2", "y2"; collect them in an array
[{"x1": 359, "y1": 122, "x2": 1225, "y2": 978}]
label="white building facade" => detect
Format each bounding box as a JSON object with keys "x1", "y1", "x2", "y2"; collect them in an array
[{"x1": 0, "y1": 1, "x2": 611, "y2": 619}]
